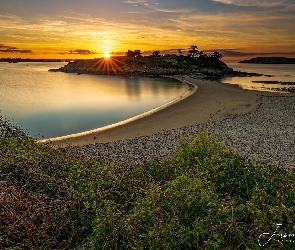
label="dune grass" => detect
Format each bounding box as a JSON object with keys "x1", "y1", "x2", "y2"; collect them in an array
[{"x1": 1, "y1": 116, "x2": 295, "y2": 249}]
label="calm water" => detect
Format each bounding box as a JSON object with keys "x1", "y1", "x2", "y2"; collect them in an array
[
  {"x1": 221, "y1": 61, "x2": 295, "y2": 92},
  {"x1": 0, "y1": 62, "x2": 186, "y2": 139}
]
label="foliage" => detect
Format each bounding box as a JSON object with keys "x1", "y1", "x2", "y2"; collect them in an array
[
  {"x1": 60, "y1": 51, "x2": 231, "y2": 77},
  {"x1": 125, "y1": 50, "x2": 142, "y2": 57},
  {"x1": 1, "y1": 117, "x2": 295, "y2": 249}
]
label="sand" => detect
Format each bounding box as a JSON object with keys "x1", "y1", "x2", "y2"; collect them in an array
[{"x1": 41, "y1": 77, "x2": 263, "y2": 147}]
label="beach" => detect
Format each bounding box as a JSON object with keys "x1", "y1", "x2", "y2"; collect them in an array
[
  {"x1": 44, "y1": 77, "x2": 295, "y2": 169},
  {"x1": 44, "y1": 77, "x2": 260, "y2": 146}
]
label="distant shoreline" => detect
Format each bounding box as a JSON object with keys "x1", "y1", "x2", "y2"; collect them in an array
[
  {"x1": 0, "y1": 58, "x2": 68, "y2": 63},
  {"x1": 239, "y1": 57, "x2": 295, "y2": 64}
]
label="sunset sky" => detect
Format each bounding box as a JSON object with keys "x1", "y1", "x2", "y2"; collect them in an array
[{"x1": 1, "y1": 0, "x2": 295, "y2": 60}]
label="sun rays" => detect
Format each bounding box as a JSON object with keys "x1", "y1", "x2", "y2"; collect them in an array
[{"x1": 88, "y1": 56, "x2": 128, "y2": 75}]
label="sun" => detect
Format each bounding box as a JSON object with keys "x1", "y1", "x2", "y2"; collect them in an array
[{"x1": 103, "y1": 52, "x2": 110, "y2": 58}]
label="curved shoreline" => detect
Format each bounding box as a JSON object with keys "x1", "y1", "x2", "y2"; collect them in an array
[
  {"x1": 39, "y1": 77, "x2": 197, "y2": 145},
  {"x1": 44, "y1": 76, "x2": 265, "y2": 148},
  {"x1": 69, "y1": 95, "x2": 295, "y2": 169}
]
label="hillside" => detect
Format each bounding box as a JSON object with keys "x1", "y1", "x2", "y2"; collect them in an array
[{"x1": 1, "y1": 116, "x2": 295, "y2": 249}]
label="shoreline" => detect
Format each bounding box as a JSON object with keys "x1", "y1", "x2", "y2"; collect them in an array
[
  {"x1": 43, "y1": 76, "x2": 264, "y2": 147},
  {"x1": 69, "y1": 95, "x2": 295, "y2": 169},
  {"x1": 39, "y1": 76, "x2": 197, "y2": 145}
]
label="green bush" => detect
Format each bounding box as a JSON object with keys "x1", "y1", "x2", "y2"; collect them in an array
[
  {"x1": 84, "y1": 133, "x2": 295, "y2": 249},
  {"x1": 1, "y1": 117, "x2": 295, "y2": 249}
]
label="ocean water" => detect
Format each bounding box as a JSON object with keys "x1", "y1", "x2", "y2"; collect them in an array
[
  {"x1": 221, "y1": 61, "x2": 295, "y2": 92},
  {"x1": 0, "y1": 62, "x2": 187, "y2": 139}
]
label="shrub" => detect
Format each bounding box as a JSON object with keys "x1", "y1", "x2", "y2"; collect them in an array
[{"x1": 1, "y1": 115, "x2": 295, "y2": 249}]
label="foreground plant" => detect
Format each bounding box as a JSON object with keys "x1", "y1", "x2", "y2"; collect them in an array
[{"x1": 1, "y1": 116, "x2": 295, "y2": 249}]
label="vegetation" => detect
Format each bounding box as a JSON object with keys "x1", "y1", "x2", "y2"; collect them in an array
[
  {"x1": 125, "y1": 50, "x2": 142, "y2": 58},
  {"x1": 1, "y1": 116, "x2": 295, "y2": 249},
  {"x1": 58, "y1": 53, "x2": 231, "y2": 78},
  {"x1": 55, "y1": 45, "x2": 235, "y2": 78}
]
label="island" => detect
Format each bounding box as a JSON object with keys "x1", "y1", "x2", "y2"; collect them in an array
[
  {"x1": 49, "y1": 51, "x2": 261, "y2": 79},
  {"x1": 239, "y1": 57, "x2": 295, "y2": 64}
]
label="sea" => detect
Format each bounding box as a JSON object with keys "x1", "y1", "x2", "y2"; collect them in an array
[
  {"x1": 1, "y1": 61, "x2": 294, "y2": 139},
  {"x1": 222, "y1": 61, "x2": 295, "y2": 92},
  {"x1": 0, "y1": 62, "x2": 186, "y2": 139}
]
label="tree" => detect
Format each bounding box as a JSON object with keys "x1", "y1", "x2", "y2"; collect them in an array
[
  {"x1": 134, "y1": 50, "x2": 142, "y2": 57},
  {"x1": 151, "y1": 50, "x2": 160, "y2": 57},
  {"x1": 211, "y1": 51, "x2": 223, "y2": 60},
  {"x1": 197, "y1": 51, "x2": 207, "y2": 60},
  {"x1": 125, "y1": 50, "x2": 142, "y2": 57},
  {"x1": 125, "y1": 50, "x2": 135, "y2": 57},
  {"x1": 169, "y1": 49, "x2": 185, "y2": 56},
  {"x1": 188, "y1": 45, "x2": 200, "y2": 58}
]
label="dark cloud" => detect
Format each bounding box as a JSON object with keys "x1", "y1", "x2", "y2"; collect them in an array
[
  {"x1": 0, "y1": 44, "x2": 18, "y2": 50},
  {"x1": 0, "y1": 49, "x2": 33, "y2": 54},
  {"x1": 0, "y1": 44, "x2": 33, "y2": 54},
  {"x1": 211, "y1": 0, "x2": 294, "y2": 8},
  {"x1": 69, "y1": 49, "x2": 97, "y2": 55}
]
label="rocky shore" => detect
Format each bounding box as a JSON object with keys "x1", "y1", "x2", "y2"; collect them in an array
[
  {"x1": 252, "y1": 81, "x2": 295, "y2": 93},
  {"x1": 69, "y1": 95, "x2": 295, "y2": 170}
]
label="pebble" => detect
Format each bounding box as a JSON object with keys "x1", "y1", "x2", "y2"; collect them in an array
[{"x1": 69, "y1": 96, "x2": 295, "y2": 169}]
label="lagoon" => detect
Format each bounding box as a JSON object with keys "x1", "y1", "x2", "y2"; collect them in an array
[{"x1": 0, "y1": 62, "x2": 187, "y2": 139}]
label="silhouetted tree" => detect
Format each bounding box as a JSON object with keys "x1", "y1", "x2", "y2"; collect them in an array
[
  {"x1": 197, "y1": 52, "x2": 207, "y2": 60},
  {"x1": 151, "y1": 50, "x2": 160, "y2": 57},
  {"x1": 211, "y1": 51, "x2": 223, "y2": 60},
  {"x1": 170, "y1": 49, "x2": 185, "y2": 56},
  {"x1": 134, "y1": 50, "x2": 142, "y2": 57},
  {"x1": 177, "y1": 49, "x2": 184, "y2": 56},
  {"x1": 125, "y1": 50, "x2": 135, "y2": 57},
  {"x1": 125, "y1": 50, "x2": 142, "y2": 57},
  {"x1": 188, "y1": 45, "x2": 200, "y2": 58}
]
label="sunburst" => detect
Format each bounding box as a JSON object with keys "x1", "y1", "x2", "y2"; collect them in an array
[
  {"x1": 103, "y1": 52, "x2": 110, "y2": 58},
  {"x1": 87, "y1": 56, "x2": 128, "y2": 76}
]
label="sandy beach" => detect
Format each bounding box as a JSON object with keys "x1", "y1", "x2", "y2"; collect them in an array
[
  {"x1": 43, "y1": 77, "x2": 262, "y2": 147},
  {"x1": 39, "y1": 76, "x2": 295, "y2": 168}
]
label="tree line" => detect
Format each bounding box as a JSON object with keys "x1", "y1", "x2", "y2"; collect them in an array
[{"x1": 125, "y1": 45, "x2": 223, "y2": 60}]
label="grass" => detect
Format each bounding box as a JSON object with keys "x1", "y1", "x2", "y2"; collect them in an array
[{"x1": 1, "y1": 116, "x2": 295, "y2": 249}]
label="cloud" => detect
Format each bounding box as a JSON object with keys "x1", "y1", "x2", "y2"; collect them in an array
[
  {"x1": 211, "y1": 0, "x2": 294, "y2": 8},
  {"x1": 69, "y1": 49, "x2": 97, "y2": 55},
  {"x1": 57, "y1": 49, "x2": 98, "y2": 55},
  {"x1": 0, "y1": 44, "x2": 33, "y2": 54},
  {"x1": 123, "y1": 0, "x2": 160, "y2": 5},
  {"x1": 123, "y1": 0, "x2": 147, "y2": 3},
  {"x1": 1, "y1": 2, "x2": 294, "y2": 57},
  {"x1": 0, "y1": 44, "x2": 17, "y2": 50}
]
